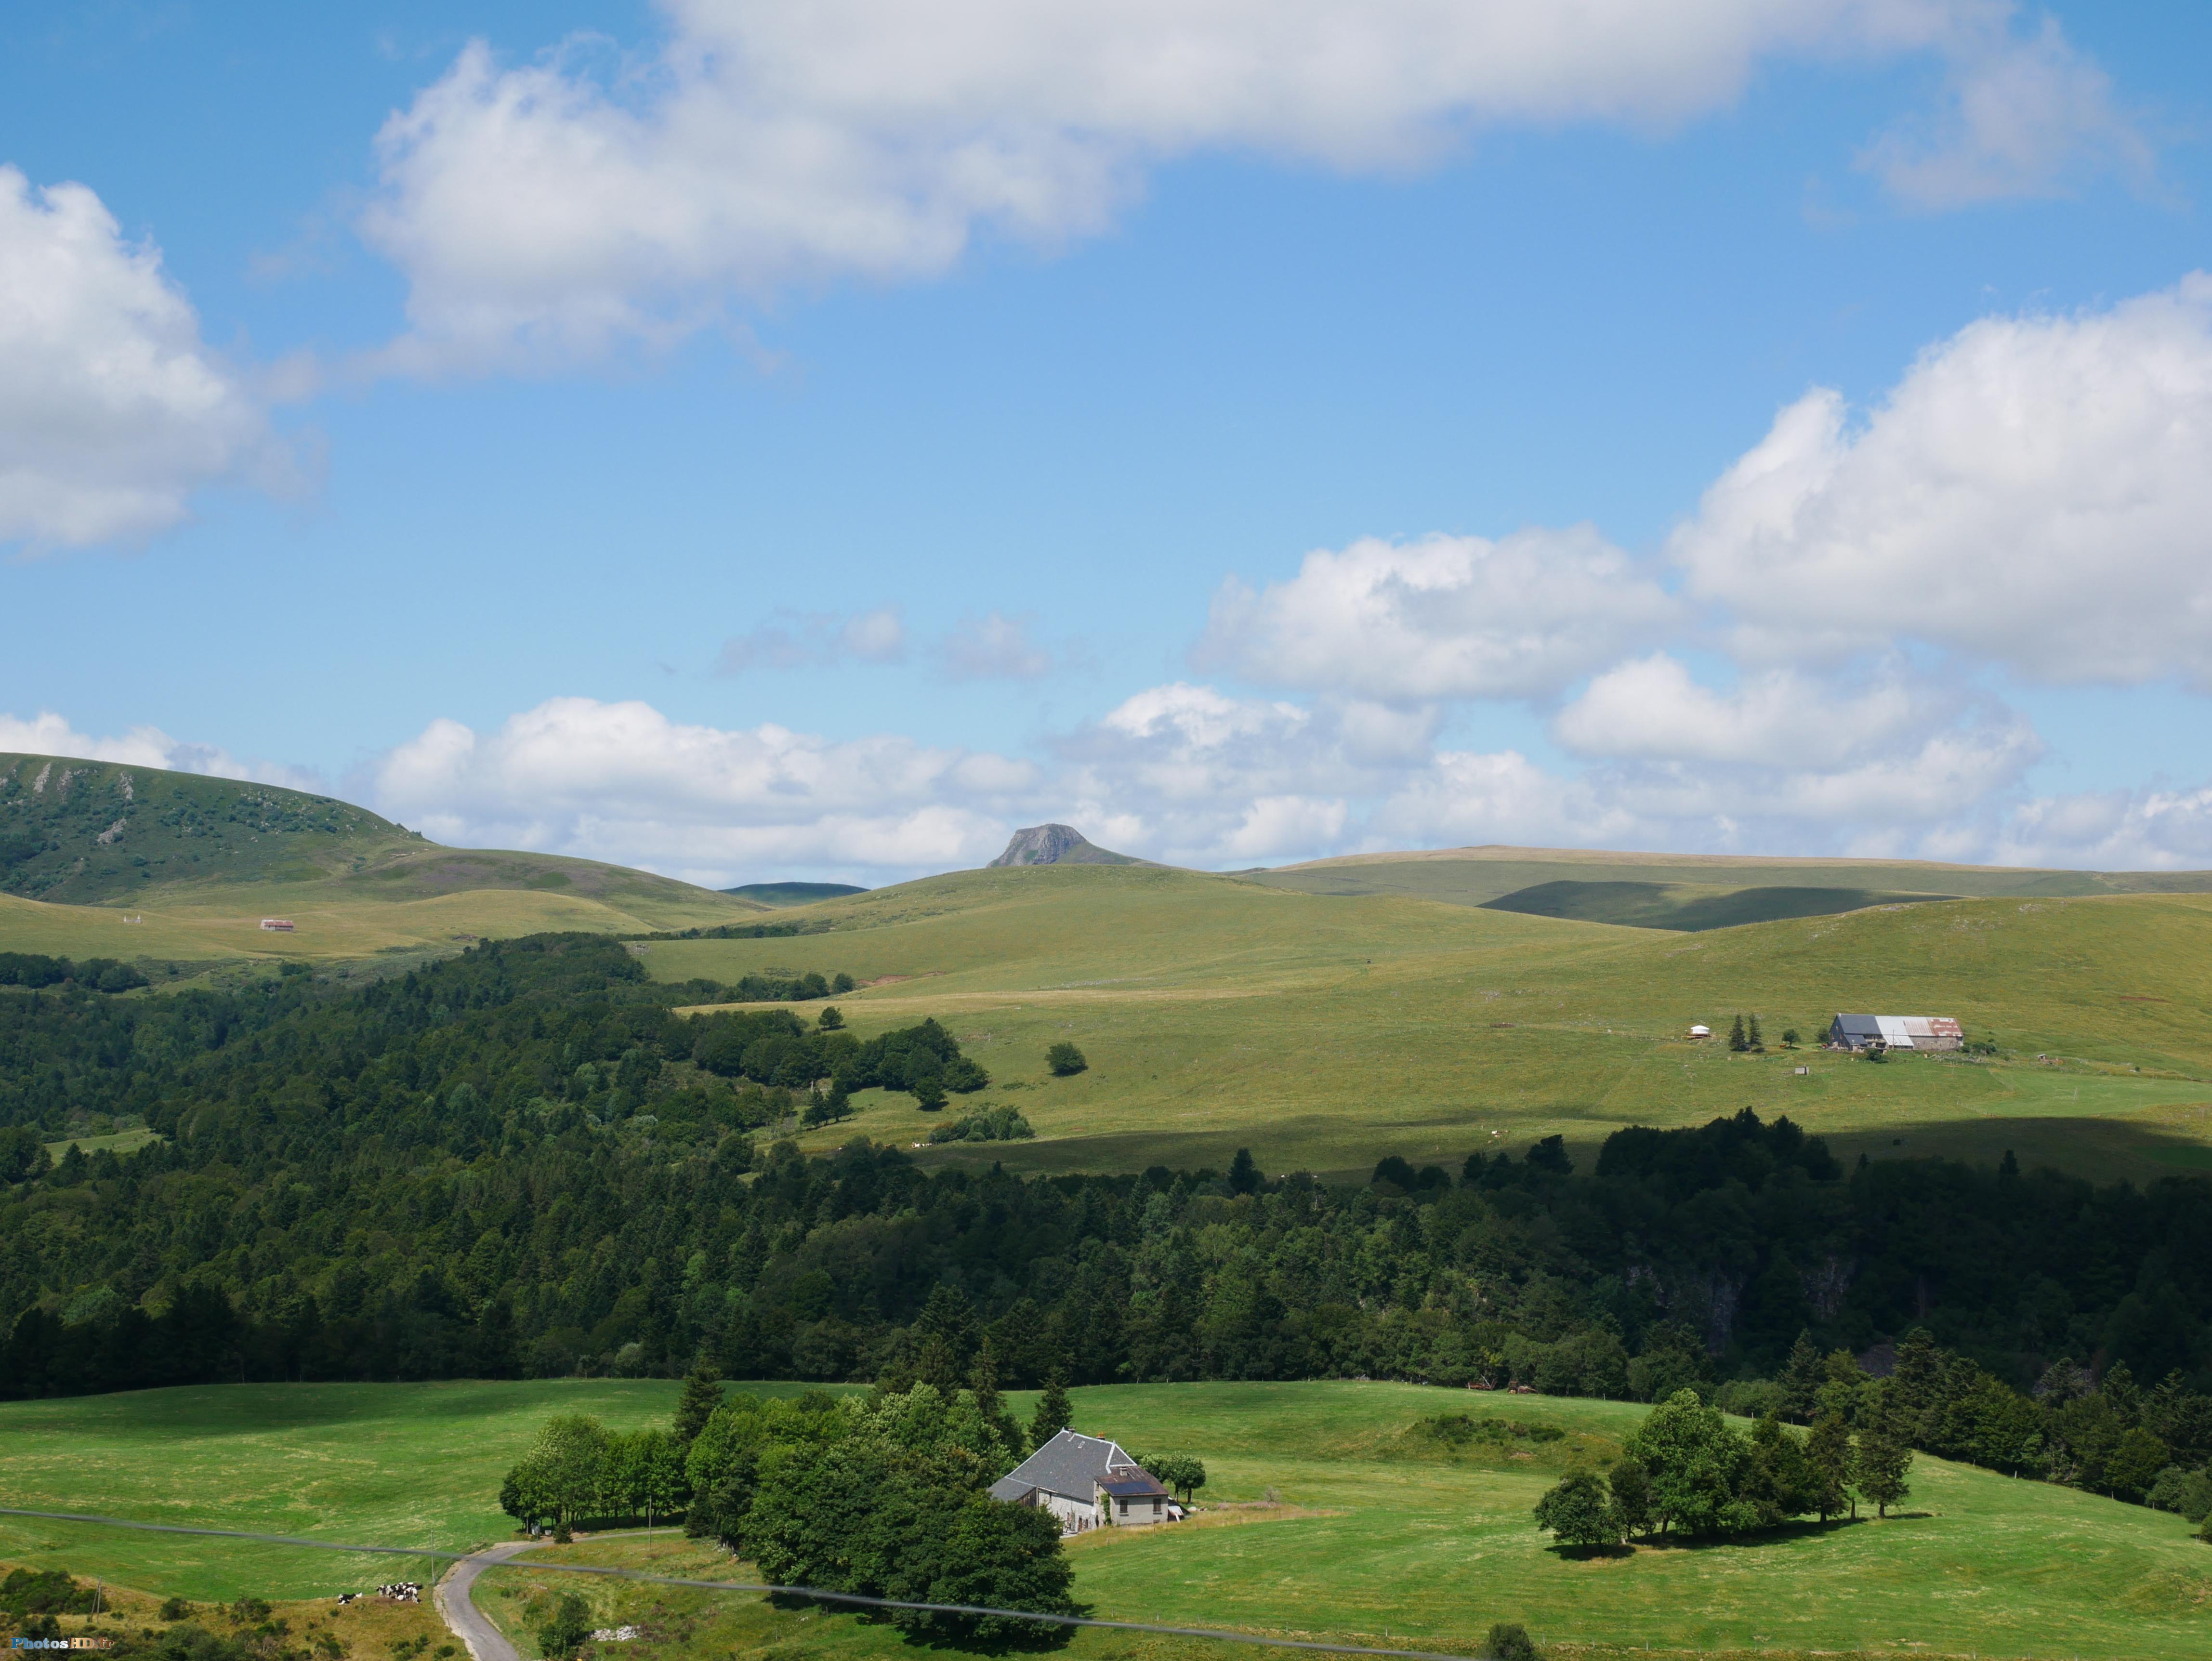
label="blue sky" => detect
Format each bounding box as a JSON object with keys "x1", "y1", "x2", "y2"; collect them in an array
[{"x1": 4, "y1": 0, "x2": 2212, "y2": 884}]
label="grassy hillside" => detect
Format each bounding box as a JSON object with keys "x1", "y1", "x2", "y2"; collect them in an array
[
  {"x1": 2, "y1": 1380, "x2": 2202, "y2": 1659},
  {"x1": 724, "y1": 882, "x2": 869, "y2": 907},
  {"x1": 1252, "y1": 843, "x2": 2212, "y2": 909},
  {"x1": 0, "y1": 752, "x2": 763, "y2": 963},
  {"x1": 636, "y1": 864, "x2": 2212, "y2": 1181}
]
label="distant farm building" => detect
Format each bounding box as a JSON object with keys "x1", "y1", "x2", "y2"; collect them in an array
[
  {"x1": 259, "y1": 918, "x2": 295, "y2": 932},
  {"x1": 1828, "y1": 1013, "x2": 1963, "y2": 1053},
  {"x1": 989, "y1": 1430, "x2": 1177, "y2": 1534},
  {"x1": 1687, "y1": 1024, "x2": 1712, "y2": 1040}
]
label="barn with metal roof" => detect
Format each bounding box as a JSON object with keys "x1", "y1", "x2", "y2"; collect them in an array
[{"x1": 1828, "y1": 1013, "x2": 1963, "y2": 1052}]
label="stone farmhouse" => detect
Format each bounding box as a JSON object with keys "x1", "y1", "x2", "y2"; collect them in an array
[
  {"x1": 1827, "y1": 1013, "x2": 1964, "y2": 1053},
  {"x1": 988, "y1": 1429, "x2": 1177, "y2": 1534}
]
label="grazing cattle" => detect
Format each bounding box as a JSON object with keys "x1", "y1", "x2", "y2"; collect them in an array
[
  {"x1": 335, "y1": 1595, "x2": 360, "y2": 1607},
  {"x1": 375, "y1": 1583, "x2": 423, "y2": 1604}
]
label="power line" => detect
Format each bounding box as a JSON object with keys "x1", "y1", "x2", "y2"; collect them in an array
[{"x1": 0, "y1": 1508, "x2": 1475, "y2": 1661}]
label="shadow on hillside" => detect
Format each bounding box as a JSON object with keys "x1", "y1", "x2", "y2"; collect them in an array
[
  {"x1": 1627, "y1": 1516, "x2": 1876, "y2": 1552},
  {"x1": 932, "y1": 1107, "x2": 2212, "y2": 1189}
]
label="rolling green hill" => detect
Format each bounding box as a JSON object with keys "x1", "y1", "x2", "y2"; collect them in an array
[
  {"x1": 0, "y1": 752, "x2": 764, "y2": 963},
  {"x1": 1252, "y1": 841, "x2": 2212, "y2": 909},
  {"x1": 723, "y1": 881, "x2": 869, "y2": 906},
  {"x1": 636, "y1": 862, "x2": 2212, "y2": 1182},
  {"x1": 0, "y1": 1380, "x2": 2202, "y2": 1660}
]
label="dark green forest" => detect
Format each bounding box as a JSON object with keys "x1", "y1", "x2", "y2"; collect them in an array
[{"x1": 3, "y1": 932, "x2": 2210, "y2": 1512}]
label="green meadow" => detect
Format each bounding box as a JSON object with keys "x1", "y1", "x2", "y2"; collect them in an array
[
  {"x1": 638, "y1": 864, "x2": 2212, "y2": 1182},
  {"x1": 4, "y1": 1381, "x2": 2204, "y2": 1661}
]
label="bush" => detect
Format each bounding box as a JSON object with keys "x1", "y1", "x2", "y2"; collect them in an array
[
  {"x1": 0, "y1": 1568, "x2": 99, "y2": 1616},
  {"x1": 1533, "y1": 1471, "x2": 1620, "y2": 1548},
  {"x1": 1716, "y1": 1379, "x2": 1785, "y2": 1420},
  {"x1": 926, "y1": 1106, "x2": 1036, "y2": 1145},
  {"x1": 1046, "y1": 1042, "x2": 1086, "y2": 1076},
  {"x1": 159, "y1": 1598, "x2": 193, "y2": 1621},
  {"x1": 535, "y1": 1592, "x2": 592, "y2": 1660},
  {"x1": 2148, "y1": 1465, "x2": 2212, "y2": 1523},
  {"x1": 1482, "y1": 1621, "x2": 1539, "y2": 1661}
]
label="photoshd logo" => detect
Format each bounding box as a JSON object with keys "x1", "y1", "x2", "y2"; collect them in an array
[{"x1": 12, "y1": 1640, "x2": 113, "y2": 1650}]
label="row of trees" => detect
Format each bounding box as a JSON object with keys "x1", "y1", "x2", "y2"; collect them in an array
[
  {"x1": 0, "y1": 952, "x2": 146, "y2": 992},
  {"x1": 1774, "y1": 1330, "x2": 2212, "y2": 1503},
  {"x1": 497, "y1": 1415, "x2": 691, "y2": 1533},
  {"x1": 1534, "y1": 1387, "x2": 1915, "y2": 1548}
]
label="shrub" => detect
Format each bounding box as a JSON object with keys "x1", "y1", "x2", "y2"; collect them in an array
[
  {"x1": 926, "y1": 1106, "x2": 1036, "y2": 1145},
  {"x1": 1482, "y1": 1621, "x2": 1539, "y2": 1661},
  {"x1": 1533, "y1": 1471, "x2": 1620, "y2": 1548},
  {"x1": 1046, "y1": 1041, "x2": 1087, "y2": 1076},
  {"x1": 0, "y1": 1568, "x2": 98, "y2": 1616},
  {"x1": 2147, "y1": 1465, "x2": 2212, "y2": 1523},
  {"x1": 535, "y1": 1593, "x2": 592, "y2": 1660},
  {"x1": 159, "y1": 1598, "x2": 193, "y2": 1621}
]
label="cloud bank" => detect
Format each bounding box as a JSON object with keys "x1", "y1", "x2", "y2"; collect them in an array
[{"x1": 359, "y1": 0, "x2": 2141, "y2": 369}]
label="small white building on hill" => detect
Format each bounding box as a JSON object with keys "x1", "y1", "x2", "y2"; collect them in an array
[{"x1": 988, "y1": 1430, "x2": 1176, "y2": 1534}]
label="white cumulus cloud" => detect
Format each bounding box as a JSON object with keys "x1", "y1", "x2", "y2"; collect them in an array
[
  {"x1": 368, "y1": 696, "x2": 1034, "y2": 883},
  {"x1": 0, "y1": 168, "x2": 288, "y2": 549},
  {"x1": 1996, "y1": 783, "x2": 2212, "y2": 870},
  {"x1": 1674, "y1": 274, "x2": 2212, "y2": 687},
  {"x1": 1556, "y1": 654, "x2": 1936, "y2": 767},
  {"x1": 0, "y1": 711, "x2": 319, "y2": 789},
  {"x1": 1199, "y1": 527, "x2": 1680, "y2": 703},
  {"x1": 358, "y1": 0, "x2": 2138, "y2": 368}
]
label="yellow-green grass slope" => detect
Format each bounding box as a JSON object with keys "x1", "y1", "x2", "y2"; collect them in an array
[
  {"x1": 1250, "y1": 842, "x2": 2212, "y2": 907},
  {"x1": 2, "y1": 1380, "x2": 2201, "y2": 1660},
  {"x1": 0, "y1": 751, "x2": 763, "y2": 967},
  {"x1": 638, "y1": 864, "x2": 2212, "y2": 1182}
]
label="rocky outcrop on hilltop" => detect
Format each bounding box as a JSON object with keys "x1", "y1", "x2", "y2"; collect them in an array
[{"x1": 987, "y1": 823, "x2": 1146, "y2": 868}]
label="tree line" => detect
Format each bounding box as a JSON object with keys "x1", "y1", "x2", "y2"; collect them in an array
[{"x1": 0, "y1": 950, "x2": 147, "y2": 992}]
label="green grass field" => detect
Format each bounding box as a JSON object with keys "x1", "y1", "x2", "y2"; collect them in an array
[
  {"x1": 635, "y1": 864, "x2": 2212, "y2": 1182},
  {"x1": 0, "y1": 877, "x2": 756, "y2": 973},
  {"x1": 1, "y1": 1381, "x2": 2203, "y2": 1660}
]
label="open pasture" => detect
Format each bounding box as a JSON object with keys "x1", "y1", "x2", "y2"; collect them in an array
[
  {"x1": 11, "y1": 1379, "x2": 2197, "y2": 1660},
  {"x1": 642, "y1": 865, "x2": 2212, "y2": 1181},
  {"x1": 0, "y1": 879, "x2": 752, "y2": 975}
]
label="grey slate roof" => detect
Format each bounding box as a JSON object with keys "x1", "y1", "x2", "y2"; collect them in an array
[
  {"x1": 1832, "y1": 1014, "x2": 1883, "y2": 1040},
  {"x1": 1098, "y1": 1471, "x2": 1170, "y2": 1499},
  {"x1": 988, "y1": 1429, "x2": 1147, "y2": 1503}
]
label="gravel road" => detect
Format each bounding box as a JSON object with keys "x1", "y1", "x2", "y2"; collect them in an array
[{"x1": 435, "y1": 1541, "x2": 541, "y2": 1661}]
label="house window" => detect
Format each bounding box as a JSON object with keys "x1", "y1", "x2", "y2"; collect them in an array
[{"x1": 1151, "y1": 1498, "x2": 1161, "y2": 1514}]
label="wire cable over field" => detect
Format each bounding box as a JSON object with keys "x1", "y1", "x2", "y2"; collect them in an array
[{"x1": 0, "y1": 1507, "x2": 1475, "y2": 1661}]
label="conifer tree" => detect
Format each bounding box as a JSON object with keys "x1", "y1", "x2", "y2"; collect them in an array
[
  {"x1": 672, "y1": 1364, "x2": 724, "y2": 1446},
  {"x1": 1778, "y1": 1330, "x2": 1826, "y2": 1423},
  {"x1": 1029, "y1": 1367, "x2": 1074, "y2": 1445},
  {"x1": 1855, "y1": 1392, "x2": 1915, "y2": 1517},
  {"x1": 1747, "y1": 1013, "x2": 1764, "y2": 1051},
  {"x1": 1728, "y1": 1015, "x2": 1749, "y2": 1053},
  {"x1": 1806, "y1": 1408, "x2": 1855, "y2": 1521}
]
